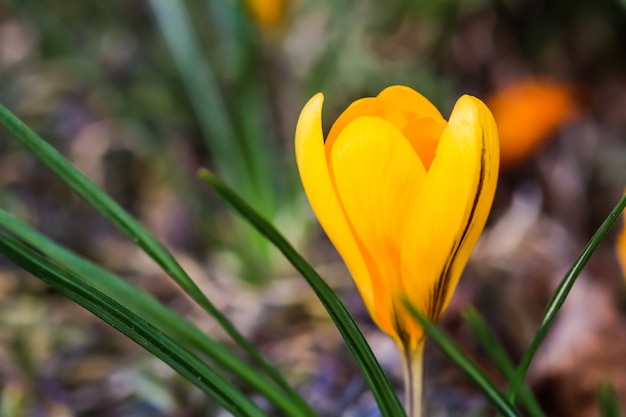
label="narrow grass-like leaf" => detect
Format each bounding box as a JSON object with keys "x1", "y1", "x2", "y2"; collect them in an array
[
  {"x1": 598, "y1": 383, "x2": 622, "y2": 417},
  {"x1": 148, "y1": 0, "x2": 274, "y2": 216},
  {"x1": 463, "y1": 308, "x2": 543, "y2": 417},
  {"x1": 0, "y1": 234, "x2": 268, "y2": 417},
  {"x1": 199, "y1": 169, "x2": 406, "y2": 417},
  {"x1": 0, "y1": 103, "x2": 303, "y2": 412},
  {"x1": 514, "y1": 194, "x2": 626, "y2": 387},
  {"x1": 148, "y1": 0, "x2": 276, "y2": 285},
  {"x1": 403, "y1": 301, "x2": 519, "y2": 417},
  {"x1": 147, "y1": 0, "x2": 245, "y2": 190},
  {"x1": 0, "y1": 209, "x2": 312, "y2": 417}
]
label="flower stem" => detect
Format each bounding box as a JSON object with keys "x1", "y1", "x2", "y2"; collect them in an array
[{"x1": 402, "y1": 343, "x2": 425, "y2": 417}]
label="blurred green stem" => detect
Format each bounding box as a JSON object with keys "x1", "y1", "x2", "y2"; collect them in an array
[
  {"x1": 464, "y1": 308, "x2": 544, "y2": 417},
  {"x1": 148, "y1": 0, "x2": 243, "y2": 188},
  {"x1": 149, "y1": 0, "x2": 276, "y2": 283},
  {"x1": 598, "y1": 383, "x2": 621, "y2": 417}
]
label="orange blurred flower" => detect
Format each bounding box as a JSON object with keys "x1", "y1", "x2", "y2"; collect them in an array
[
  {"x1": 487, "y1": 78, "x2": 579, "y2": 168},
  {"x1": 618, "y1": 202, "x2": 626, "y2": 278},
  {"x1": 244, "y1": 0, "x2": 291, "y2": 32}
]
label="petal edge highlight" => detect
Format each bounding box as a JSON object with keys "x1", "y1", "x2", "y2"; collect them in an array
[{"x1": 295, "y1": 94, "x2": 375, "y2": 311}]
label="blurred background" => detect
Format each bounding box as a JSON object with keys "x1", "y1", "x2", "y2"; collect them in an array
[{"x1": 0, "y1": 0, "x2": 626, "y2": 416}]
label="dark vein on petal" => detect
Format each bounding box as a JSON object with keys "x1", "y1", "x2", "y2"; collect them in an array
[
  {"x1": 393, "y1": 300, "x2": 425, "y2": 350},
  {"x1": 393, "y1": 301, "x2": 412, "y2": 349},
  {"x1": 429, "y1": 130, "x2": 487, "y2": 320}
]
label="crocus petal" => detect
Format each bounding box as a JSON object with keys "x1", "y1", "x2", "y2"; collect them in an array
[
  {"x1": 402, "y1": 116, "x2": 447, "y2": 170},
  {"x1": 326, "y1": 86, "x2": 445, "y2": 160},
  {"x1": 377, "y1": 85, "x2": 444, "y2": 121},
  {"x1": 329, "y1": 116, "x2": 427, "y2": 339},
  {"x1": 295, "y1": 94, "x2": 375, "y2": 312},
  {"x1": 325, "y1": 97, "x2": 385, "y2": 160},
  {"x1": 401, "y1": 95, "x2": 499, "y2": 331}
]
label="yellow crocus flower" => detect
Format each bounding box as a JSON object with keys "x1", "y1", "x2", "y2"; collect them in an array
[{"x1": 295, "y1": 86, "x2": 499, "y2": 416}]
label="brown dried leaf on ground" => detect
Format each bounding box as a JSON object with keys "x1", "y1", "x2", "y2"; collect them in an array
[{"x1": 530, "y1": 278, "x2": 626, "y2": 417}]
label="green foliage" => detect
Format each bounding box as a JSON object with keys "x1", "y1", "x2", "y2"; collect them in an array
[
  {"x1": 599, "y1": 383, "x2": 622, "y2": 417},
  {"x1": 463, "y1": 308, "x2": 543, "y2": 417},
  {"x1": 2, "y1": 74, "x2": 626, "y2": 416},
  {"x1": 1, "y1": 0, "x2": 626, "y2": 415},
  {"x1": 0, "y1": 103, "x2": 313, "y2": 416},
  {"x1": 510, "y1": 193, "x2": 626, "y2": 398},
  {"x1": 0, "y1": 209, "x2": 309, "y2": 417},
  {"x1": 199, "y1": 169, "x2": 406, "y2": 417},
  {"x1": 0, "y1": 234, "x2": 269, "y2": 417},
  {"x1": 403, "y1": 302, "x2": 519, "y2": 417}
]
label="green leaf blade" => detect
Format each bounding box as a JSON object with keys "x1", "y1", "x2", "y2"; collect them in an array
[
  {"x1": 514, "y1": 194, "x2": 626, "y2": 390},
  {"x1": 0, "y1": 208, "x2": 308, "y2": 417},
  {"x1": 464, "y1": 308, "x2": 543, "y2": 417},
  {"x1": 0, "y1": 103, "x2": 308, "y2": 413},
  {"x1": 0, "y1": 234, "x2": 269, "y2": 417},
  {"x1": 199, "y1": 169, "x2": 405, "y2": 417}
]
